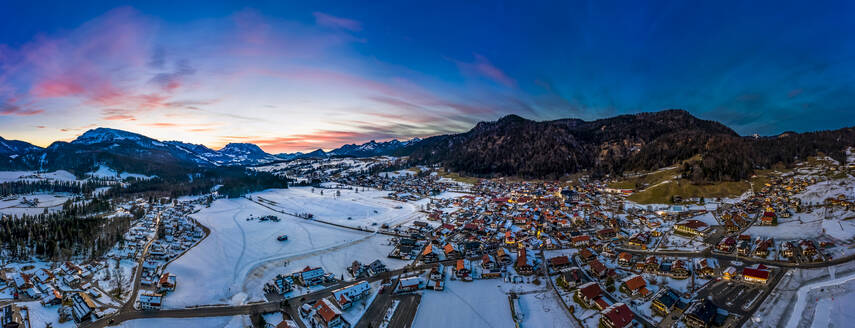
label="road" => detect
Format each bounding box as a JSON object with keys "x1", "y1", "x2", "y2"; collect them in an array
[
  {"x1": 84, "y1": 257, "x2": 464, "y2": 328},
  {"x1": 120, "y1": 211, "x2": 162, "y2": 313},
  {"x1": 614, "y1": 246, "x2": 855, "y2": 269}
]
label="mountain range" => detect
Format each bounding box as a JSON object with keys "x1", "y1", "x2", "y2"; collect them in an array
[
  {"x1": 2, "y1": 110, "x2": 853, "y2": 182},
  {"x1": 276, "y1": 138, "x2": 422, "y2": 160}
]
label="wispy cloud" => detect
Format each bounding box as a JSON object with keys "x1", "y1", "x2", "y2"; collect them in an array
[
  {"x1": 313, "y1": 12, "x2": 362, "y2": 31},
  {"x1": 453, "y1": 54, "x2": 516, "y2": 88},
  {"x1": 0, "y1": 103, "x2": 43, "y2": 116}
]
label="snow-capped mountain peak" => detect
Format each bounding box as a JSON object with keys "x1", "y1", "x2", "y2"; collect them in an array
[{"x1": 71, "y1": 128, "x2": 149, "y2": 145}]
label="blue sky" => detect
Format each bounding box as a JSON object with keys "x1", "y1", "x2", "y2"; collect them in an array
[{"x1": 1, "y1": 0, "x2": 853, "y2": 152}]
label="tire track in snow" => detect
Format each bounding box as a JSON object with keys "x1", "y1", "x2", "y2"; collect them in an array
[
  {"x1": 231, "y1": 205, "x2": 249, "y2": 284},
  {"x1": 445, "y1": 284, "x2": 495, "y2": 327}
]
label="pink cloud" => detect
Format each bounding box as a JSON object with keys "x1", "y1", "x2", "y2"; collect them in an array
[
  {"x1": 313, "y1": 12, "x2": 362, "y2": 31},
  {"x1": 454, "y1": 54, "x2": 516, "y2": 88},
  {"x1": 0, "y1": 103, "x2": 43, "y2": 116}
]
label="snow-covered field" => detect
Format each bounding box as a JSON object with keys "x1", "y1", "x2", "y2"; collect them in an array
[
  {"x1": 0, "y1": 192, "x2": 71, "y2": 215},
  {"x1": 750, "y1": 261, "x2": 855, "y2": 328},
  {"x1": 413, "y1": 280, "x2": 515, "y2": 328},
  {"x1": 517, "y1": 291, "x2": 573, "y2": 327},
  {"x1": 785, "y1": 269, "x2": 855, "y2": 328},
  {"x1": 118, "y1": 316, "x2": 250, "y2": 328},
  {"x1": 251, "y1": 186, "x2": 425, "y2": 228},
  {"x1": 86, "y1": 164, "x2": 155, "y2": 180},
  {"x1": 162, "y1": 190, "x2": 410, "y2": 309},
  {"x1": 0, "y1": 170, "x2": 79, "y2": 183},
  {"x1": 797, "y1": 176, "x2": 855, "y2": 206},
  {"x1": 745, "y1": 210, "x2": 855, "y2": 242}
]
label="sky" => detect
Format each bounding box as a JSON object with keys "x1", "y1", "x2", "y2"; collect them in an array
[{"x1": 1, "y1": 0, "x2": 853, "y2": 153}]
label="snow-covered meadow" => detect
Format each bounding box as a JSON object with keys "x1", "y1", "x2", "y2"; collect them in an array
[
  {"x1": 162, "y1": 188, "x2": 415, "y2": 309},
  {"x1": 250, "y1": 186, "x2": 425, "y2": 229}
]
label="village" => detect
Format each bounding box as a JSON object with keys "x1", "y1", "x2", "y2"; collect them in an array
[{"x1": 1, "y1": 154, "x2": 854, "y2": 328}]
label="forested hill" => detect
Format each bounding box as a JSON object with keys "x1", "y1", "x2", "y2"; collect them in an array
[{"x1": 400, "y1": 109, "x2": 855, "y2": 181}]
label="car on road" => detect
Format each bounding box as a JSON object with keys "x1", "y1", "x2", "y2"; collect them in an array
[{"x1": 277, "y1": 235, "x2": 289, "y2": 241}]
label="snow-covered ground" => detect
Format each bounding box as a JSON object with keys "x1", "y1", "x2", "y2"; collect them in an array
[
  {"x1": 785, "y1": 268, "x2": 855, "y2": 328},
  {"x1": 162, "y1": 191, "x2": 409, "y2": 309},
  {"x1": 745, "y1": 209, "x2": 855, "y2": 242},
  {"x1": 413, "y1": 280, "x2": 516, "y2": 328},
  {"x1": 750, "y1": 260, "x2": 855, "y2": 328},
  {"x1": 517, "y1": 290, "x2": 573, "y2": 327},
  {"x1": 86, "y1": 164, "x2": 155, "y2": 181},
  {"x1": 0, "y1": 192, "x2": 71, "y2": 215},
  {"x1": 251, "y1": 186, "x2": 424, "y2": 229},
  {"x1": 0, "y1": 170, "x2": 79, "y2": 183},
  {"x1": 117, "y1": 316, "x2": 250, "y2": 328},
  {"x1": 797, "y1": 176, "x2": 855, "y2": 206},
  {"x1": 16, "y1": 301, "x2": 76, "y2": 328}
]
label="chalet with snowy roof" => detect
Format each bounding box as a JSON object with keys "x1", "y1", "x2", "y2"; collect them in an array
[
  {"x1": 158, "y1": 273, "x2": 176, "y2": 293},
  {"x1": 40, "y1": 284, "x2": 63, "y2": 305},
  {"x1": 331, "y1": 281, "x2": 371, "y2": 310},
  {"x1": 367, "y1": 260, "x2": 388, "y2": 275},
  {"x1": 11, "y1": 273, "x2": 31, "y2": 289},
  {"x1": 600, "y1": 303, "x2": 634, "y2": 328},
  {"x1": 70, "y1": 292, "x2": 95, "y2": 322},
  {"x1": 139, "y1": 292, "x2": 163, "y2": 311},
  {"x1": 61, "y1": 262, "x2": 83, "y2": 276},
  {"x1": 33, "y1": 268, "x2": 55, "y2": 283},
  {"x1": 296, "y1": 266, "x2": 326, "y2": 286},
  {"x1": 313, "y1": 298, "x2": 348, "y2": 328},
  {"x1": 397, "y1": 276, "x2": 422, "y2": 293},
  {"x1": 620, "y1": 275, "x2": 650, "y2": 297}
]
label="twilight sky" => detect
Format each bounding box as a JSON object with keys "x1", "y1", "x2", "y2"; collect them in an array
[{"x1": 1, "y1": 0, "x2": 854, "y2": 153}]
